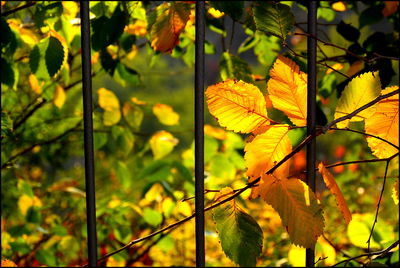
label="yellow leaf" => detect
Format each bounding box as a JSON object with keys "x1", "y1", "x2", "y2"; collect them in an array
[
  {"x1": 204, "y1": 124, "x2": 227, "y2": 140},
  {"x1": 365, "y1": 86, "x2": 399, "y2": 158},
  {"x1": 267, "y1": 55, "x2": 308, "y2": 126},
  {"x1": 206, "y1": 79, "x2": 271, "y2": 134},
  {"x1": 18, "y1": 194, "x2": 42, "y2": 215},
  {"x1": 347, "y1": 60, "x2": 364, "y2": 77},
  {"x1": 318, "y1": 162, "x2": 352, "y2": 224},
  {"x1": 260, "y1": 177, "x2": 325, "y2": 249},
  {"x1": 29, "y1": 74, "x2": 43, "y2": 94},
  {"x1": 150, "y1": 2, "x2": 191, "y2": 53},
  {"x1": 334, "y1": 72, "x2": 381, "y2": 128},
  {"x1": 208, "y1": 7, "x2": 225, "y2": 18},
  {"x1": 131, "y1": 97, "x2": 146, "y2": 105},
  {"x1": 53, "y1": 85, "x2": 66, "y2": 108},
  {"x1": 124, "y1": 20, "x2": 148, "y2": 37},
  {"x1": 326, "y1": 63, "x2": 344, "y2": 74},
  {"x1": 245, "y1": 125, "x2": 291, "y2": 182},
  {"x1": 62, "y1": 1, "x2": 79, "y2": 19},
  {"x1": 149, "y1": 130, "x2": 179, "y2": 160},
  {"x1": 153, "y1": 103, "x2": 180, "y2": 126},
  {"x1": 97, "y1": 88, "x2": 121, "y2": 126},
  {"x1": 8, "y1": 19, "x2": 39, "y2": 46},
  {"x1": 392, "y1": 180, "x2": 399, "y2": 205},
  {"x1": 331, "y1": 1, "x2": 347, "y2": 12}
]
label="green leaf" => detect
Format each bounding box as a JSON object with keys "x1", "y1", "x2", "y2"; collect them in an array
[
  {"x1": 219, "y1": 52, "x2": 254, "y2": 83},
  {"x1": 114, "y1": 63, "x2": 141, "y2": 87},
  {"x1": 0, "y1": 17, "x2": 14, "y2": 48},
  {"x1": 253, "y1": 2, "x2": 294, "y2": 40},
  {"x1": 209, "y1": 153, "x2": 236, "y2": 180},
  {"x1": 210, "y1": 1, "x2": 244, "y2": 21},
  {"x1": 143, "y1": 208, "x2": 163, "y2": 227},
  {"x1": 336, "y1": 20, "x2": 360, "y2": 42},
  {"x1": 1, "y1": 57, "x2": 15, "y2": 87},
  {"x1": 111, "y1": 126, "x2": 134, "y2": 157},
  {"x1": 253, "y1": 33, "x2": 280, "y2": 66},
  {"x1": 116, "y1": 161, "x2": 131, "y2": 189},
  {"x1": 36, "y1": 249, "x2": 57, "y2": 267},
  {"x1": 91, "y1": 4, "x2": 126, "y2": 51},
  {"x1": 100, "y1": 49, "x2": 118, "y2": 75},
  {"x1": 213, "y1": 187, "x2": 263, "y2": 267},
  {"x1": 359, "y1": 6, "x2": 384, "y2": 28},
  {"x1": 45, "y1": 36, "x2": 65, "y2": 77},
  {"x1": 93, "y1": 132, "x2": 108, "y2": 150}
]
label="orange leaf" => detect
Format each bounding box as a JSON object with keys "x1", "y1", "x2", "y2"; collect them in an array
[
  {"x1": 318, "y1": 162, "x2": 352, "y2": 224},
  {"x1": 365, "y1": 86, "x2": 399, "y2": 158},
  {"x1": 267, "y1": 55, "x2": 307, "y2": 126},
  {"x1": 382, "y1": 1, "x2": 399, "y2": 17},
  {"x1": 150, "y1": 3, "x2": 191, "y2": 53},
  {"x1": 1, "y1": 259, "x2": 17, "y2": 267},
  {"x1": 206, "y1": 79, "x2": 271, "y2": 134}
]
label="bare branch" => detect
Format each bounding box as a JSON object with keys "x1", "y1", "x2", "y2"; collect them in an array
[{"x1": 1, "y1": 1, "x2": 36, "y2": 17}]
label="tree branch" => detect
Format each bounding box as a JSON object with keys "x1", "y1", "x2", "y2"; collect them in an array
[
  {"x1": 332, "y1": 240, "x2": 399, "y2": 267},
  {"x1": 1, "y1": 121, "x2": 82, "y2": 169},
  {"x1": 323, "y1": 89, "x2": 400, "y2": 132},
  {"x1": 1, "y1": 1, "x2": 36, "y2": 17}
]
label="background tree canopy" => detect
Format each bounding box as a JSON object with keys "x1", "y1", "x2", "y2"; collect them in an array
[{"x1": 1, "y1": 1, "x2": 399, "y2": 267}]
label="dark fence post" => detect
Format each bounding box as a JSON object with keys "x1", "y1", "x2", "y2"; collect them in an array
[
  {"x1": 306, "y1": 0, "x2": 317, "y2": 267},
  {"x1": 80, "y1": 1, "x2": 98, "y2": 267},
  {"x1": 195, "y1": 1, "x2": 205, "y2": 267}
]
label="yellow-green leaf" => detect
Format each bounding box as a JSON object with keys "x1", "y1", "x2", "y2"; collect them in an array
[
  {"x1": 153, "y1": 103, "x2": 180, "y2": 126},
  {"x1": 149, "y1": 130, "x2": 179, "y2": 160},
  {"x1": 260, "y1": 177, "x2": 324, "y2": 249},
  {"x1": 365, "y1": 86, "x2": 399, "y2": 158},
  {"x1": 206, "y1": 79, "x2": 271, "y2": 134},
  {"x1": 98, "y1": 88, "x2": 121, "y2": 126},
  {"x1": 318, "y1": 162, "x2": 352, "y2": 224},
  {"x1": 392, "y1": 180, "x2": 399, "y2": 205},
  {"x1": 53, "y1": 85, "x2": 66, "y2": 108},
  {"x1": 212, "y1": 187, "x2": 263, "y2": 267},
  {"x1": 334, "y1": 72, "x2": 381, "y2": 128},
  {"x1": 267, "y1": 55, "x2": 308, "y2": 126}
]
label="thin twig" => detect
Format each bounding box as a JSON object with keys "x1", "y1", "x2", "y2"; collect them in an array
[
  {"x1": 1, "y1": 121, "x2": 82, "y2": 169},
  {"x1": 328, "y1": 127, "x2": 399, "y2": 150},
  {"x1": 323, "y1": 89, "x2": 400, "y2": 132},
  {"x1": 228, "y1": 20, "x2": 235, "y2": 52},
  {"x1": 332, "y1": 240, "x2": 399, "y2": 267},
  {"x1": 1, "y1": 1, "x2": 36, "y2": 16},
  {"x1": 367, "y1": 156, "x2": 393, "y2": 252}
]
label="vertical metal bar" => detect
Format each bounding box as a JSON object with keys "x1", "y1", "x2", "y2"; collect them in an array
[
  {"x1": 195, "y1": 1, "x2": 205, "y2": 267},
  {"x1": 80, "y1": 1, "x2": 98, "y2": 267},
  {"x1": 306, "y1": 1, "x2": 317, "y2": 267}
]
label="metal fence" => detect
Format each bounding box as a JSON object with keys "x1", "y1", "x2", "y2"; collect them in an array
[{"x1": 78, "y1": 1, "x2": 318, "y2": 267}]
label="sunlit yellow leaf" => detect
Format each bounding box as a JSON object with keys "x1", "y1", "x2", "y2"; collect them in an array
[
  {"x1": 206, "y1": 79, "x2": 271, "y2": 134},
  {"x1": 392, "y1": 180, "x2": 399, "y2": 205},
  {"x1": 29, "y1": 74, "x2": 43, "y2": 94},
  {"x1": 125, "y1": 20, "x2": 148, "y2": 37},
  {"x1": 331, "y1": 1, "x2": 347, "y2": 12},
  {"x1": 245, "y1": 125, "x2": 291, "y2": 183},
  {"x1": 318, "y1": 162, "x2": 352, "y2": 224},
  {"x1": 62, "y1": 1, "x2": 79, "y2": 19},
  {"x1": 334, "y1": 72, "x2": 381, "y2": 128},
  {"x1": 208, "y1": 7, "x2": 225, "y2": 18},
  {"x1": 365, "y1": 86, "x2": 399, "y2": 158},
  {"x1": 150, "y1": 2, "x2": 191, "y2": 53},
  {"x1": 326, "y1": 63, "x2": 344, "y2": 74},
  {"x1": 260, "y1": 177, "x2": 324, "y2": 249},
  {"x1": 18, "y1": 194, "x2": 42, "y2": 215},
  {"x1": 149, "y1": 130, "x2": 179, "y2": 160},
  {"x1": 8, "y1": 19, "x2": 39, "y2": 46},
  {"x1": 97, "y1": 88, "x2": 121, "y2": 126},
  {"x1": 131, "y1": 97, "x2": 146, "y2": 105},
  {"x1": 53, "y1": 85, "x2": 66, "y2": 108},
  {"x1": 204, "y1": 124, "x2": 227, "y2": 140},
  {"x1": 267, "y1": 55, "x2": 307, "y2": 126},
  {"x1": 153, "y1": 103, "x2": 180, "y2": 126}
]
